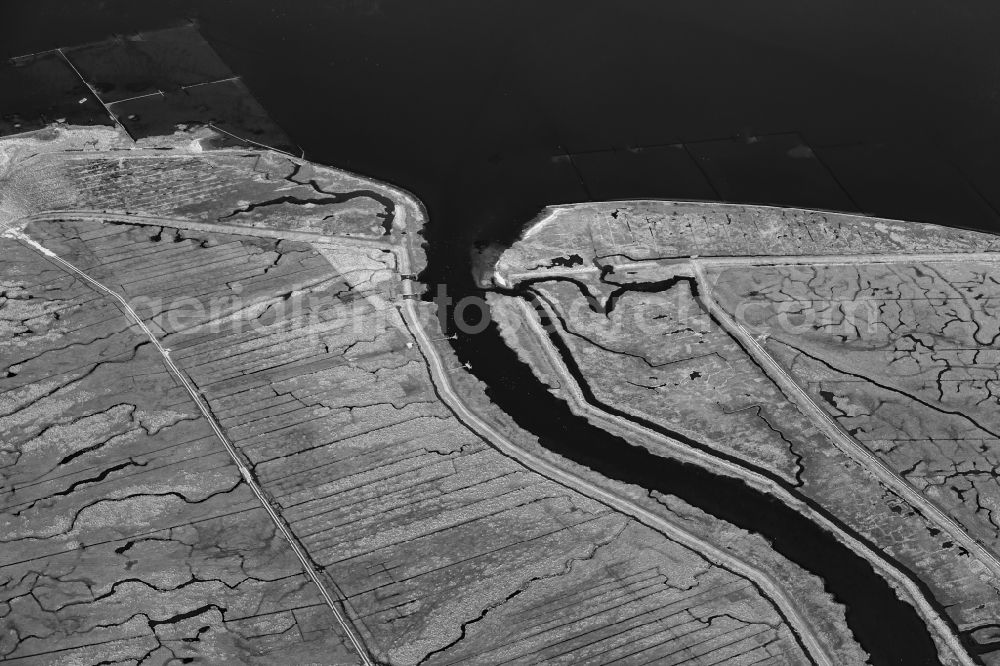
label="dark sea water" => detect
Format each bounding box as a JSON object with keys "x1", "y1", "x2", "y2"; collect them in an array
[{"x1": 6, "y1": 2, "x2": 1000, "y2": 663}]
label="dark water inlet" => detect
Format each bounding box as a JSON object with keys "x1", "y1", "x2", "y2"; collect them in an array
[{"x1": 431, "y1": 269, "x2": 950, "y2": 665}]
